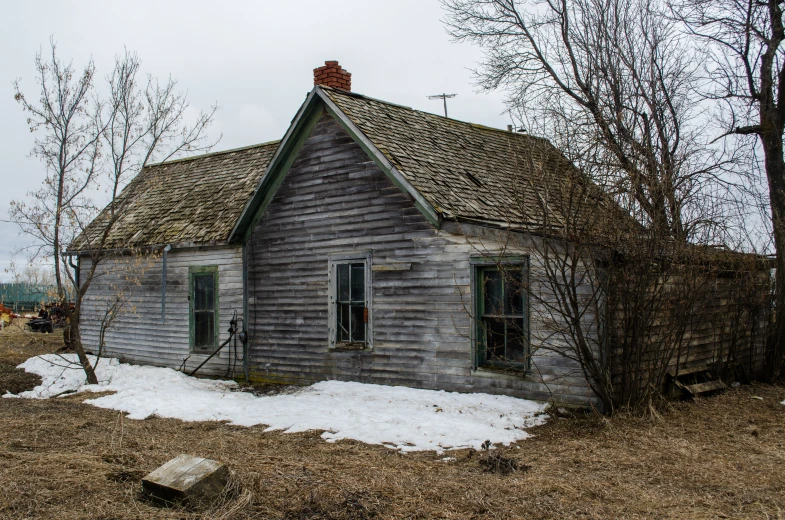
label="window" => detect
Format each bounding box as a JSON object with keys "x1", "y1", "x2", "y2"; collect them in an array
[
  {"x1": 328, "y1": 253, "x2": 372, "y2": 349},
  {"x1": 474, "y1": 259, "x2": 529, "y2": 368},
  {"x1": 189, "y1": 266, "x2": 218, "y2": 352}
]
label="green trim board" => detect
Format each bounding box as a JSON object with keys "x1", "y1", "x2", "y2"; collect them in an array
[
  {"x1": 228, "y1": 87, "x2": 443, "y2": 245},
  {"x1": 470, "y1": 256, "x2": 530, "y2": 370},
  {"x1": 317, "y1": 90, "x2": 442, "y2": 228},
  {"x1": 230, "y1": 89, "x2": 325, "y2": 245},
  {"x1": 189, "y1": 265, "x2": 219, "y2": 353}
]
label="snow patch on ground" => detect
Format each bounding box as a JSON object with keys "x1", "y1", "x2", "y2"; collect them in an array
[{"x1": 7, "y1": 354, "x2": 547, "y2": 452}]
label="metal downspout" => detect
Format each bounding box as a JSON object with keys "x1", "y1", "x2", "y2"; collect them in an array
[
  {"x1": 67, "y1": 255, "x2": 80, "y2": 292},
  {"x1": 242, "y1": 242, "x2": 250, "y2": 383},
  {"x1": 161, "y1": 245, "x2": 172, "y2": 323}
]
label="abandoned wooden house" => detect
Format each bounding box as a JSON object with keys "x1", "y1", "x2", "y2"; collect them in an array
[{"x1": 76, "y1": 61, "x2": 769, "y2": 408}]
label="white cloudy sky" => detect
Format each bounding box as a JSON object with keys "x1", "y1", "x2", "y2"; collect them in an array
[{"x1": 0, "y1": 0, "x2": 512, "y2": 281}]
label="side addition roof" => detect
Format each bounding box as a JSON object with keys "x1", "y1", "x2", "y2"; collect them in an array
[{"x1": 75, "y1": 141, "x2": 279, "y2": 251}]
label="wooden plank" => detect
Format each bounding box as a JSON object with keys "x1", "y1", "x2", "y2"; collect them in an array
[
  {"x1": 684, "y1": 380, "x2": 726, "y2": 395},
  {"x1": 667, "y1": 365, "x2": 709, "y2": 378},
  {"x1": 371, "y1": 263, "x2": 412, "y2": 272},
  {"x1": 142, "y1": 454, "x2": 228, "y2": 504}
]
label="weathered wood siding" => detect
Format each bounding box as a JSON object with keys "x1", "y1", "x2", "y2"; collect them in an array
[
  {"x1": 247, "y1": 115, "x2": 599, "y2": 406},
  {"x1": 608, "y1": 270, "x2": 770, "y2": 383},
  {"x1": 79, "y1": 246, "x2": 244, "y2": 378},
  {"x1": 677, "y1": 272, "x2": 769, "y2": 376}
]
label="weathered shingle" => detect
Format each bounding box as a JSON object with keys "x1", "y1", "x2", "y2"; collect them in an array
[
  {"x1": 321, "y1": 87, "x2": 610, "y2": 231},
  {"x1": 81, "y1": 85, "x2": 626, "y2": 252},
  {"x1": 76, "y1": 141, "x2": 279, "y2": 250}
]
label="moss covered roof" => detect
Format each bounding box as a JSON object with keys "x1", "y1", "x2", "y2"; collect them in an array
[
  {"x1": 75, "y1": 141, "x2": 279, "y2": 250},
  {"x1": 321, "y1": 87, "x2": 612, "y2": 232}
]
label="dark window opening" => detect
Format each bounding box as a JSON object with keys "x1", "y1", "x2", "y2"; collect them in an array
[
  {"x1": 476, "y1": 264, "x2": 528, "y2": 367},
  {"x1": 336, "y1": 262, "x2": 366, "y2": 345},
  {"x1": 191, "y1": 269, "x2": 217, "y2": 351}
]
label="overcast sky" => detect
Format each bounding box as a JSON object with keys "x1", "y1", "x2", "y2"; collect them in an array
[{"x1": 0, "y1": 0, "x2": 511, "y2": 282}]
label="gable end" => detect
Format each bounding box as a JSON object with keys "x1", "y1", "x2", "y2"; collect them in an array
[{"x1": 228, "y1": 88, "x2": 441, "y2": 245}]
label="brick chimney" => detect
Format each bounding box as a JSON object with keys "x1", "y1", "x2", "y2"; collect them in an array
[{"x1": 313, "y1": 61, "x2": 351, "y2": 91}]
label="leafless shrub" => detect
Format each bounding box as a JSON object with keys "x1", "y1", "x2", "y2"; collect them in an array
[{"x1": 443, "y1": 0, "x2": 771, "y2": 412}]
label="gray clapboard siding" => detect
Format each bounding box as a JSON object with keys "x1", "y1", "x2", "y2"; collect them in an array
[
  {"x1": 247, "y1": 115, "x2": 598, "y2": 407},
  {"x1": 79, "y1": 246, "x2": 245, "y2": 378}
]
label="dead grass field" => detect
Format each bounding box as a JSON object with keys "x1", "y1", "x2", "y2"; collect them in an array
[{"x1": 1, "y1": 321, "x2": 784, "y2": 519}]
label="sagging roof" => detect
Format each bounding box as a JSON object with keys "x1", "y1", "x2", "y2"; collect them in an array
[
  {"x1": 326, "y1": 87, "x2": 582, "y2": 226},
  {"x1": 230, "y1": 86, "x2": 619, "y2": 242},
  {"x1": 74, "y1": 141, "x2": 279, "y2": 251}
]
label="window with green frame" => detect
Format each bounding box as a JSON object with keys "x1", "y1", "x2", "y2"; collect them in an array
[
  {"x1": 189, "y1": 266, "x2": 218, "y2": 352},
  {"x1": 475, "y1": 260, "x2": 529, "y2": 368}
]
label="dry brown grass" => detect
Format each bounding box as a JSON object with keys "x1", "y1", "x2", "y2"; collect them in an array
[
  {"x1": 0, "y1": 319, "x2": 63, "y2": 394},
  {"x1": 0, "y1": 326, "x2": 784, "y2": 519}
]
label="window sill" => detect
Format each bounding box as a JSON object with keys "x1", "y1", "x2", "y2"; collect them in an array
[
  {"x1": 188, "y1": 350, "x2": 223, "y2": 358},
  {"x1": 329, "y1": 344, "x2": 373, "y2": 353},
  {"x1": 473, "y1": 366, "x2": 530, "y2": 380}
]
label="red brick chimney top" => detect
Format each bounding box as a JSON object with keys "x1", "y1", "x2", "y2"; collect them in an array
[{"x1": 313, "y1": 61, "x2": 351, "y2": 91}]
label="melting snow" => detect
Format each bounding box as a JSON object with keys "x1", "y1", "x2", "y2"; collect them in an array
[{"x1": 6, "y1": 354, "x2": 547, "y2": 452}]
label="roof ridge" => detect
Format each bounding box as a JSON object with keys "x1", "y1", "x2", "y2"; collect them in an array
[
  {"x1": 319, "y1": 86, "x2": 547, "y2": 142},
  {"x1": 146, "y1": 139, "x2": 281, "y2": 168},
  {"x1": 317, "y1": 85, "x2": 414, "y2": 111}
]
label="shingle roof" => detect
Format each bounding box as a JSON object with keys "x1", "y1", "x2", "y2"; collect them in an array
[
  {"x1": 75, "y1": 141, "x2": 279, "y2": 250},
  {"x1": 320, "y1": 86, "x2": 613, "y2": 232},
  {"x1": 82, "y1": 85, "x2": 628, "y2": 252}
]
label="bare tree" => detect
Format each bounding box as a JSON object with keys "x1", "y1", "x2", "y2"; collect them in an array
[
  {"x1": 442, "y1": 0, "x2": 771, "y2": 410},
  {"x1": 5, "y1": 259, "x2": 55, "y2": 287},
  {"x1": 442, "y1": 0, "x2": 748, "y2": 244},
  {"x1": 668, "y1": 0, "x2": 785, "y2": 378},
  {"x1": 454, "y1": 133, "x2": 768, "y2": 412},
  {"x1": 11, "y1": 41, "x2": 217, "y2": 384}
]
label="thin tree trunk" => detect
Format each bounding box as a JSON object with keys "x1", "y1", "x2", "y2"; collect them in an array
[
  {"x1": 66, "y1": 313, "x2": 98, "y2": 385},
  {"x1": 68, "y1": 265, "x2": 99, "y2": 385},
  {"x1": 763, "y1": 129, "x2": 785, "y2": 380}
]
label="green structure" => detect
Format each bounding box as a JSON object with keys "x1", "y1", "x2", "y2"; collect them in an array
[{"x1": 0, "y1": 283, "x2": 60, "y2": 312}]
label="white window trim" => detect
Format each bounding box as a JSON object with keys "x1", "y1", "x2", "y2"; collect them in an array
[{"x1": 328, "y1": 251, "x2": 373, "y2": 350}]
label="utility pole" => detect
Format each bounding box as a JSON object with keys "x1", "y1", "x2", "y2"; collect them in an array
[{"x1": 427, "y1": 93, "x2": 457, "y2": 117}]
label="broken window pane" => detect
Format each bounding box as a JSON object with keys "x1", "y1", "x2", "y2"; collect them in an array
[
  {"x1": 350, "y1": 305, "x2": 365, "y2": 342},
  {"x1": 478, "y1": 264, "x2": 527, "y2": 366},
  {"x1": 504, "y1": 269, "x2": 523, "y2": 316},
  {"x1": 506, "y1": 318, "x2": 526, "y2": 362},
  {"x1": 338, "y1": 303, "x2": 350, "y2": 342},
  {"x1": 483, "y1": 270, "x2": 503, "y2": 315},
  {"x1": 483, "y1": 317, "x2": 506, "y2": 362},
  {"x1": 350, "y1": 263, "x2": 364, "y2": 303},
  {"x1": 338, "y1": 264, "x2": 350, "y2": 303},
  {"x1": 194, "y1": 311, "x2": 214, "y2": 348}
]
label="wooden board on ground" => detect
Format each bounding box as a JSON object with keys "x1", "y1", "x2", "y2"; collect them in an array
[{"x1": 142, "y1": 454, "x2": 228, "y2": 504}]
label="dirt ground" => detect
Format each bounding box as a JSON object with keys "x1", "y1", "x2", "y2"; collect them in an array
[{"x1": 0, "y1": 321, "x2": 784, "y2": 519}]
